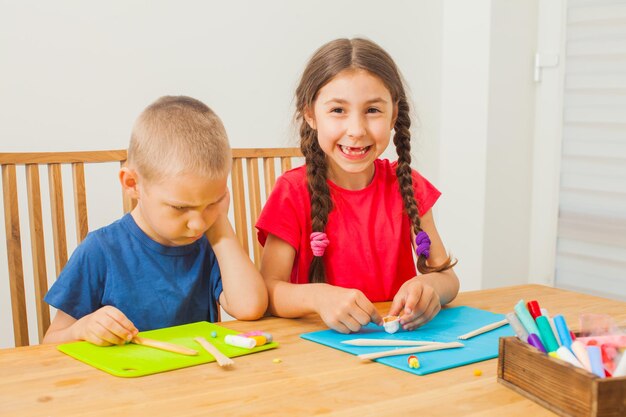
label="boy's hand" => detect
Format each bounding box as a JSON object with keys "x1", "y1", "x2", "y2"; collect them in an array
[
  {"x1": 215, "y1": 187, "x2": 230, "y2": 217},
  {"x1": 315, "y1": 285, "x2": 382, "y2": 334},
  {"x1": 388, "y1": 277, "x2": 441, "y2": 331},
  {"x1": 73, "y1": 306, "x2": 138, "y2": 346},
  {"x1": 205, "y1": 188, "x2": 234, "y2": 243}
]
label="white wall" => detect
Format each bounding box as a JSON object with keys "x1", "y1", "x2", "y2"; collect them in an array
[
  {"x1": 482, "y1": 1, "x2": 538, "y2": 288},
  {"x1": 437, "y1": 0, "x2": 539, "y2": 291},
  {"x1": 0, "y1": 1, "x2": 444, "y2": 154},
  {"x1": 0, "y1": 1, "x2": 544, "y2": 348},
  {"x1": 0, "y1": 1, "x2": 449, "y2": 347},
  {"x1": 437, "y1": 0, "x2": 492, "y2": 291}
]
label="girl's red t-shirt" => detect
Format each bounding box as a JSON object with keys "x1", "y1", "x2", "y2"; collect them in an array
[{"x1": 256, "y1": 159, "x2": 441, "y2": 302}]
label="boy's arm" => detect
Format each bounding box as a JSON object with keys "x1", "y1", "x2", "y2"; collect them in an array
[
  {"x1": 261, "y1": 234, "x2": 381, "y2": 333},
  {"x1": 43, "y1": 310, "x2": 80, "y2": 344},
  {"x1": 207, "y1": 214, "x2": 268, "y2": 320},
  {"x1": 43, "y1": 307, "x2": 137, "y2": 346}
]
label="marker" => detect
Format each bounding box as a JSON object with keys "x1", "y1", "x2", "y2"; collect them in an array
[
  {"x1": 527, "y1": 333, "x2": 547, "y2": 353},
  {"x1": 600, "y1": 344, "x2": 618, "y2": 373},
  {"x1": 514, "y1": 300, "x2": 542, "y2": 344},
  {"x1": 570, "y1": 341, "x2": 592, "y2": 372},
  {"x1": 614, "y1": 353, "x2": 626, "y2": 377},
  {"x1": 553, "y1": 315, "x2": 573, "y2": 349},
  {"x1": 587, "y1": 346, "x2": 606, "y2": 377},
  {"x1": 556, "y1": 346, "x2": 584, "y2": 369},
  {"x1": 577, "y1": 334, "x2": 626, "y2": 346},
  {"x1": 536, "y1": 316, "x2": 559, "y2": 353},
  {"x1": 527, "y1": 300, "x2": 542, "y2": 320},
  {"x1": 505, "y1": 312, "x2": 529, "y2": 341},
  {"x1": 541, "y1": 308, "x2": 561, "y2": 347}
]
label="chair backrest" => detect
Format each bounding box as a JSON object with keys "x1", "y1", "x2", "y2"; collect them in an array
[
  {"x1": 230, "y1": 148, "x2": 303, "y2": 268},
  {"x1": 1, "y1": 151, "x2": 133, "y2": 347},
  {"x1": 0, "y1": 147, "x2": 302, "y2": 347}
]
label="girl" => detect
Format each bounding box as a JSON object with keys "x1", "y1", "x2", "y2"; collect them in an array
[{"x1": 256, "y1": 38, "x2": 458, "y2": 334}]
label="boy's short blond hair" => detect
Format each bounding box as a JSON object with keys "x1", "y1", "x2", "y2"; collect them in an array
[{"x1": 128, "y1": 96, "x2": 231, "y2": 183}]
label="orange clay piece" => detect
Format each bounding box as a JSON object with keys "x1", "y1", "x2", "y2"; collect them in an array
[
  {"x1": 473, "y1": 369, "x2": 482, "y2": 376},
  {"x1": 249, "y1": 335, "x2": 267, "y2": 347}
]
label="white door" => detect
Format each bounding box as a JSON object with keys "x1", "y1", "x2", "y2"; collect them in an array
[{"x1": 534, "y1": 0, "x2": 626, "y2": 300}]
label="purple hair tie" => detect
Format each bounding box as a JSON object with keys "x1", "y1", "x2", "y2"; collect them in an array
[
  {"x1": 415, "y1": 231, "x2": 431, "y2": 259},
  {"x1": 310, "y1": 232, "x2": 329, "y2": 257}
]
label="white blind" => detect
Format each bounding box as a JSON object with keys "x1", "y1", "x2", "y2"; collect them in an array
[{"x1": 556, "y1": 0, "x2": 626, "y2": 300}]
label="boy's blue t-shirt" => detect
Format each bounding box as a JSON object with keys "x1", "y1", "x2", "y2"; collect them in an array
[{"x1": 44, "y1": 213, "x2": 223, "y2": 331}]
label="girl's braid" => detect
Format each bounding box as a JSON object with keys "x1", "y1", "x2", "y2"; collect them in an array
[
  {"x1": 393, "y1": 96, "x2": 456, "y2": 274},
  {"x1": 300, "y1": 123, "x2": 333, "y2": 283}
]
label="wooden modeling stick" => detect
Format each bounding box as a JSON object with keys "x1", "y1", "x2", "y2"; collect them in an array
[
  {"x1": 457, "y1": 319, "x2": 508, "y2": 340},
  {"x1": 341, "y1": 339, "x2": 447, "y2": 347},
  {"x1": 131, "y1": 336, "x2": 198, "y2": 356},
  {"x1": 358, "y1": 341, "x2": 464, "y2": 361},
  {"x1": 195, "y1": 337, "x2": 235, "y2": 367}
]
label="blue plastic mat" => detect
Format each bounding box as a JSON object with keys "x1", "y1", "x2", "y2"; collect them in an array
[{"x1": 300, "y1": 306, "x2": 514, "y2": 375}]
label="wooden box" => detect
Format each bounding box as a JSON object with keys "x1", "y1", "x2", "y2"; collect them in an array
[{"x1": 497, "y1": 336, "x2": 626, "y2": 417}]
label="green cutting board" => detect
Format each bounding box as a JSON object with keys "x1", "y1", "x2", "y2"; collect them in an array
[{"x1": 58, "y1": 321, "x2": 278, "y2": 377}]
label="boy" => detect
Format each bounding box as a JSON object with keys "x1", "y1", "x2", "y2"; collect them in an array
[{"x1": 43, "y1": 96, "x2": 268, "y2": 346}]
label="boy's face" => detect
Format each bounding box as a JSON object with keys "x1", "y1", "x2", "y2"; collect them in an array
[{"x1": 131, "y1": 172, "x2": 229, "y2": 247}]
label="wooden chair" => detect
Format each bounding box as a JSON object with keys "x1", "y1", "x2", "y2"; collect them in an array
[
  {"x1": 1, "y1": 151, "x2": 132, "y2": 347},
  {"x1": 230, "y1": 148, "x2": 303, "y2": 268},
  {"x1": 0, "y1": 147, "x2": 302, "y2": 347}
]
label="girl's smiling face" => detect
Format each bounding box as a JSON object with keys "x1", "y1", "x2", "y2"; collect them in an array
[{"x1": 305, "y1": 69, "x2": 397, "y2": 190}]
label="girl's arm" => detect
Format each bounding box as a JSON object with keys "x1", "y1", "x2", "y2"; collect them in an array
[
  {"x1": 260, "y1": 234, "x2": 318, "y2": 317},
  {"x1": 261, "y1": 234, "x2": 382, "y2": 333},
  {"x1": 415, "y1": 209, "x2": 460, "y2": 304},
  {"x1": 388, "y1": 209, "x2": 460, "y2": 330},
  {"x1": 208, "y1": 214, "x2": 268, "y2": 320}
]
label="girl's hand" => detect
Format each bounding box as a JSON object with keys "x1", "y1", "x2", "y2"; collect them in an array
[
  {"x1": 388, "y1": 277, "x2": 441, "y2": 331},
  {"x1": 73, "y1": 306, "x2": 138, "y2": 346},
  {"x1": 315, "y1": 285, "x2": 383, "y2": 334}
]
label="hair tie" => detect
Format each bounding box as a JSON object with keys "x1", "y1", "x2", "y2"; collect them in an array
[
  {"x1": 310, "y1": 232, "x2": 329, "y2": 257},
  {"x1": 415, "y1": 231, "x2": 431, "y2": 259}
]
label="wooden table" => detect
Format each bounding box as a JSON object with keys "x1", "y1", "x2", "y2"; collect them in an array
[{"x1": 2, "y1": 284, "x2": 625, "y2": 417}]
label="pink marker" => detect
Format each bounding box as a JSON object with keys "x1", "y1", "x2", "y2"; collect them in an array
[
  {"x1": 614, "y1": 353, "x2": 626, "y2": 377},
  {"x1": 570, "y1": 341, "x2": 592, "y2": 372}
]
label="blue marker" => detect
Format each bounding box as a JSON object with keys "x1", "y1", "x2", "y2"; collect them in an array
[
  {"x1": 553, "y1": 315, "x2": 573, "y2": 349},
  {"x1": 587, "y1": 346, "x2": 606, "y2": 378}
]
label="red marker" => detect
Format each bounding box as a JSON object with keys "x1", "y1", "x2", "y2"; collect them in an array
[{"x1": 527, "y1": 300, "x2": 542, "y2": 320}]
